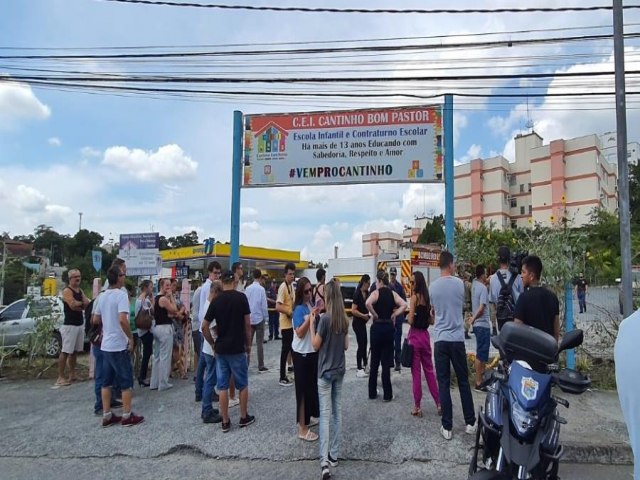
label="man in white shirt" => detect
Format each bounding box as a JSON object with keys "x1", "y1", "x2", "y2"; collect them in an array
[
  {"x1": 195, "y1": 261, "x2": 221, "y2": 402},
  {"x1": 193, "y1": 260, "x2": 222, "y2": 402},
  {"x1": 94, "y1": 265, "x2": 144, "y2": 428},
  {"x1": 245, "y1": 268, "x2": 269, "y2": 372}
]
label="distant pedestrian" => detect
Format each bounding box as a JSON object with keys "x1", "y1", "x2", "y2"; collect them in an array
[
  {"x1": 94, "y1": 265, "x2": 144, "y2": 427},
  {"x1": 351, "y1": 274, "x2": 371, "y2": 378},
  {"x1": 205, "y1": 270, "x2": 255, "y2": 432},
  {"x1": 232, "y1": 261, "x2": 245, "y2": 293},
  {"x1": 292, "y1": 277, "x2": 320, "y2": 442},
  {"x1": 430, "y1": 251, "x2": 476, "y2": 440},
  {"x1": 313, "y1": 268, "x2": 327, "y2": 313},
  {"x1": 246, "y1": 268, "x2": 269, "y2": 372},
  {"x1": 267, "y1": 280, "x2": 280, "y2": 340},
  {"x1": 310, "y1": 279, "x2": 349, "y2": 480},
  {"x1": 469, "y1": 265, "x2": 491, "y2": 392},
  {"x1": 365, "y1": 270, "x2": 407, "y2": 401},
  {"x1": 277, "y1": 262, "x2": 296, "y2": 386},
  {"x1": 407, "y1": 271, "x2": 439, "y2": 417},
  {"x1": 200, "y1": 280, "x2": 224, "y2": 424},
  {"x1": 135, "y1": 280, "x2": 154, "y2": 387},
  {"x1": 575, "y1": 273, "x2": 588, "y2": 314},
  {"x1": 56, "y1": 268, "x2": 90, "y2": 386},
  {"x1": 615, "y1": 311, "x2": 640, "y2": 480}
]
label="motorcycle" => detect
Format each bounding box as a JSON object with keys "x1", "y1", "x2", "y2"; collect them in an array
[{"x1": 468, "y1": 322, "x2": 591, "y2": 480}]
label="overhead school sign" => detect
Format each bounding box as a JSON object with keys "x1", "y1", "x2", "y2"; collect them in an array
[{"x1": 242, "y1": 105, "x2": 443, "y2": 187}]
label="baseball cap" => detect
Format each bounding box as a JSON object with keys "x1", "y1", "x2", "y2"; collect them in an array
[
  {"x1": 222, "y1": 270, "x2": 235, "y2": 282},
  {"x1": 389, "y1": 267, "x2": 397, "y2": 275}
]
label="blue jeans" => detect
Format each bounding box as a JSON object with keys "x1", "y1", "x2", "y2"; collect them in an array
[
  {"x1": 195, "y1": 336, "x2": 207, "y2": 397},
  {"x1": 434, "y1": 341, "x2": 476, "y2": 431},
  {"x1": 577, "y1": 291, "x2": 586, "y2": 312},
  {"x1": 269, "y1": 310, "x2": 279, "y2": 339},
  {"x1": 216, "y1": 353, "x2": 249, "y2": 391},
  {"x1": 201, "y1": 352, "x2": 218, "y2": 418},
  {"x1": 318, "y1": 374, "x2": 344, "y2": 467},
  {"x1": 93, "y1": 345, "x2": 121, "y2": 413}
]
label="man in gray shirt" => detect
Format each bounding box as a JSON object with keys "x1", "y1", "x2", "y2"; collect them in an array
[
  {"x1": 429, "y1": 251, "x2": 476, "y2": 440},
  {"x1": 470, "y1": 264, "x2": 491, "y2": 392}
]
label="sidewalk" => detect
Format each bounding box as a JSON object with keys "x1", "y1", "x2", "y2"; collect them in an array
[{"x1": 0, "y1": 324, "x2": 631, "y2": 475}]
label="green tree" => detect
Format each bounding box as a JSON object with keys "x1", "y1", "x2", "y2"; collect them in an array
[
  {"x1": 164, "y1": 230, "x2": 200, "y2": 249},
  {"x1": 630, "y1": 162, "x2": 640, "y2": 226},
  {"x1": 32, "y1": 225, "x2": 68, "y2": 265},
  {"x1": 417, "y1": 215, "x2": 445, "y2": 245},
  {"x1": 65, "y1": 229, "x2": 103, "y2": 259}
]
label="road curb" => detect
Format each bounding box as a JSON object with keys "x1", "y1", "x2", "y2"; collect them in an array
[{"x1": 563, "y1": 442, "x2": 633, "y2": 465}]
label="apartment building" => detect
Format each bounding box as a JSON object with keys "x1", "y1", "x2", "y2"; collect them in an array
[
  {"x1": 362, "y1": 231, "x2": 402, "y2": 257},
  {"x1": 600, "y1": 131, "x2": 640, "y2": 167},
  {"x1": 454, "y1": 132, "x2": 617, "y2": 230}
]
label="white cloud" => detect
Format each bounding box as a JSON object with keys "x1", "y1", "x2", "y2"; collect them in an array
[
  {"x1": 241, "y1": 221, "x2": 260, "y2": 231},
  {"x1": 81, "y1": 146, "x2": 101, "y2": 158},
  {"x1": 456, "y1": 143, "x2": 483, "y2": 165},
  {"x1": 0, "y1": 81, "x2": 51, "y2": 129},
  {"x1": 102, "y1": 144, "x2": 198, "y2": 182},
  {"x1": 312, "y1": 224, "x2": 333, "y2": 247},
  {"x1": 241, "y1": 206, "x2": 259, "y2": 218},
  {"x1": 48, "y1": 137, "x2": 61, "y2": 147},
  {"x1": 14, "y1": 185, "x2": 48, "y2": 212}
]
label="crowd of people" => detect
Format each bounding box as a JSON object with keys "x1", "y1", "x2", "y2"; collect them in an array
[{"x1": 53, "y1": 245, "x2": 566, "y2": 479}]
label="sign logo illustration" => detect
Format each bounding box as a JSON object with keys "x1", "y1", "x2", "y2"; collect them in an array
[{"x1": 521, "y1": 376, "x2": 540, "y2": 401}]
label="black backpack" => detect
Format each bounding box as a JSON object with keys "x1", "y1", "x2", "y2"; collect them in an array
[{"x1": 496, "y1": 273, "x2": 517, "y2": 330}]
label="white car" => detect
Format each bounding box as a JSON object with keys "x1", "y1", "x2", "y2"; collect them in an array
[{"x1": 0, "y1": 296, "x2": 77, "y2": 357}]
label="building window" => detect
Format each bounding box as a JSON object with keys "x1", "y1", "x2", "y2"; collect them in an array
[
  {"x1": 511, "y1": 221, "x2": 517, "y2": 229},
  {"x1": 528, "y1": 183, "x2": 532, "y2": 192},
  {"x1": 520, "y1": 184, "x2": 524, "y2": 193},
  {"x1": 510, "y1": 175, "x2": 517, "y2": 186},
  {"x1": 520, "y1": 206, "x2": 525, "y2": 215},
  {"x1": 529, "y1": 205, "x2": 532, "y2": 214},
  {"x1": 510, "y1": 197, "x2": 517, "y2": 208}
]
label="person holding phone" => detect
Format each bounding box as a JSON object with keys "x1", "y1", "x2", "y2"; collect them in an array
[{"x1": 292, "y1": 277, "x2": 320, "y2": 442}]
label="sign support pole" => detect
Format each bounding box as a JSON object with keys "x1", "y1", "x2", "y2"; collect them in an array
[
  {"x1": 444, "y1": 94, "x2": 455, "y2": 254},
  {"x1": 230, "y1": 110, "x2": 243, "y2": 266}
]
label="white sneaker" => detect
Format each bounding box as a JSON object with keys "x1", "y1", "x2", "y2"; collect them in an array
[
  {"x1": 465, "y1": 423, "x2": 477, "y2": 435},
  {"x1": 441, "y1": 426, "x2": 453, "y2": 440},
  {"x1": 229, "y1": 397, "x2": 240, "y2": 408},
  {"x1": 356, "y1": 369, "x2": 367, "y2": 378}
]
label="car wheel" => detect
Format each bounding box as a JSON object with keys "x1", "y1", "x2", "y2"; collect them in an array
[{"x1": 46, "y1": 332, "x2": 62, "y2": 358}]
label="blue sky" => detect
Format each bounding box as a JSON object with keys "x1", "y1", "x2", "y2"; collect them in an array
[{"x1": 1, "y1": 0, "x2": 639, "y2": 262}]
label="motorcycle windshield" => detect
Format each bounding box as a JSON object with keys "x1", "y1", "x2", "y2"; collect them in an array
[{"x1": 508, "y1": 361, "x2": 552, "y2": 410}]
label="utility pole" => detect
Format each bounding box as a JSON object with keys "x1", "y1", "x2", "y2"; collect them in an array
[
  {"x1": 78, "y1": 212, "x2": 83, "y2": 232},
  {"x1": 0, "y1": 240, "x2": 6, "y2": 306},
  {"x1": 614, "y1": 0, "x2": 633, "y2": 317}
]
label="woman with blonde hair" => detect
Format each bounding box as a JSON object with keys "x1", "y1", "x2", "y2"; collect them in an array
[{"x1": 310, "y1": 279, "x2": 349, "y2": 480}]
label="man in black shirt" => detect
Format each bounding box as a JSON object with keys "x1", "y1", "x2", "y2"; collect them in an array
[
  {"x1": 514, "y1": 255, "x2": 560, "y2": 341},
  {"x1": 575, "y1": 273, "x2": 588, "y2": 314},
  {"x1": 204, "y1": 270, "x2": 255, "y2": 432}
]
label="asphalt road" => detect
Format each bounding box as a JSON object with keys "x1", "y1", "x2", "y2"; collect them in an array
[
  {"x1": 0, "y1": 320, "x2": 631, "y2": 480},
  {"x1": 0, "y1": 455, "x2": 633, "y2": 480}
]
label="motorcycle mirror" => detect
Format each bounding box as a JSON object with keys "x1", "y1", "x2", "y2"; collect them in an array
[{"x1": 558, "y1": 329, "x2": 583, "y2": 352}]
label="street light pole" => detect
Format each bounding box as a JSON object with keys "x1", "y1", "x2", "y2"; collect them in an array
[
  {"x1": 613, "y1": 0, "x2": 633, "y2": 317},
  {"x1": 78, "y1": 212, "x2": 83, "y2": 232},
  {"x1": 0, "y1": 240, "x2": 7, "y2": 306}
]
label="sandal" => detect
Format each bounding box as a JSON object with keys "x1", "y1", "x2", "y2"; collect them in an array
[
  {"x1": 411, "y1": 407, "x2": 423, "y2": 417},
  {"x1": 298, "y1": 430, "x2": 319, "y2": 442},
  {"x1": 54, "y1": 379, "x2": 71, "y2": 387}
]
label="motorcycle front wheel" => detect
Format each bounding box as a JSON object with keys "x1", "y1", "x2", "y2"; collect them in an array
[{"x1": 468, "y1": 470, "x2": 510, "y2": 480}]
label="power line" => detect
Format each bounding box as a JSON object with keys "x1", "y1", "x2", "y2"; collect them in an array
[
  {"x1": 0, "y1": 22, "x2": 633, "y2": 51},
  {"x1": 6, "y1": 69, "x2": 638, "y2": 84},
  {"x1": 1, "y1": 32, "x2": 637, "y2": 60},
  {"x1": 100, "y1": 0, "x2": 640, "y2": 15}
]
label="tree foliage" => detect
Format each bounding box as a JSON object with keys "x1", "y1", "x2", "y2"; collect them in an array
[
  {"x1": 159, "y1": 230, "x2": 200, "y2": 250},
  {"x1": 417, "y1": 215, "x2": 445, "y2": 245}
]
